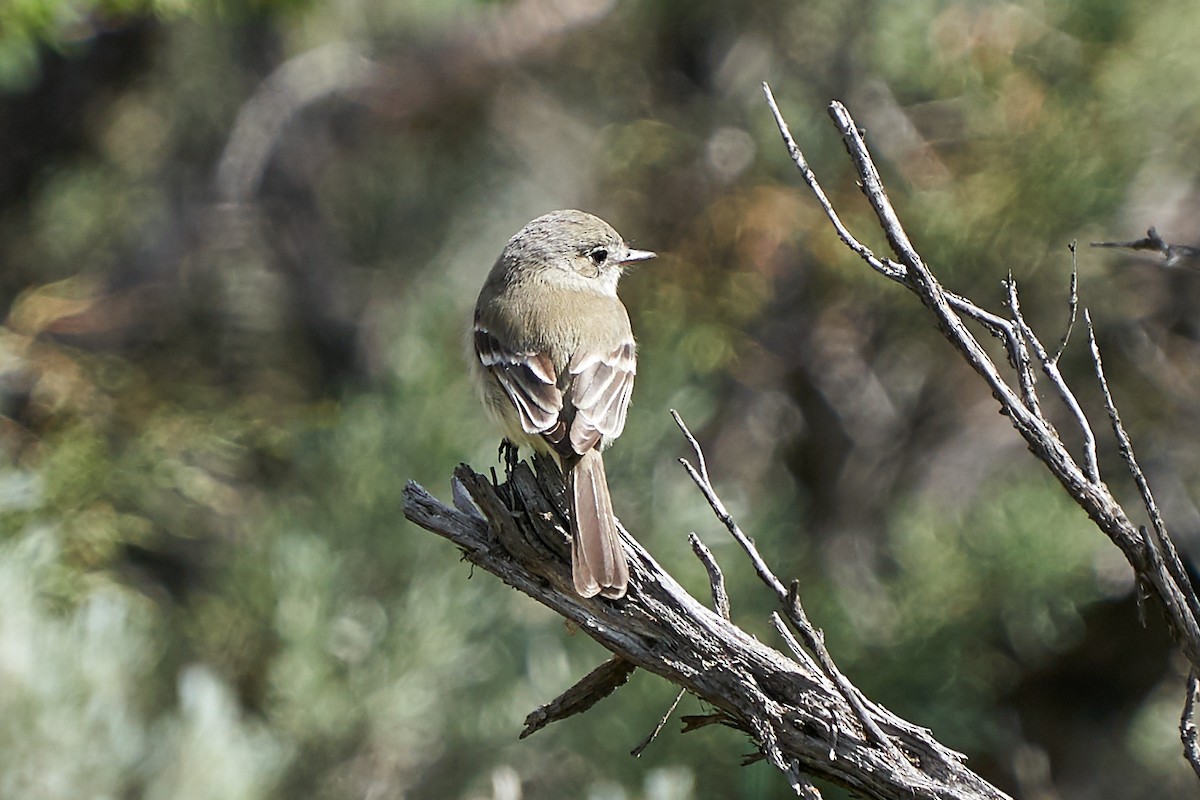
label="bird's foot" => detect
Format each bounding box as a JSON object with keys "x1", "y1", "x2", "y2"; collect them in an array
[{"x1": 498, "y1": 438, "x2": 520, "y2": 477}]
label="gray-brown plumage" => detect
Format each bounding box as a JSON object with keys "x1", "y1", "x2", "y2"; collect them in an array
[{"x1": 471, "y1": 210, "x2": 654, "y2": 598}]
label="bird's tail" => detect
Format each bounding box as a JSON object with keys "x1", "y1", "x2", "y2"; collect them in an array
[{"x1": 569, "y1": 450, "x2": 629, "y2": 599}]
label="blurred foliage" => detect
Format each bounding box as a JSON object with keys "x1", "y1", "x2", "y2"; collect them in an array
[{"x1": 2, "y1": 0, "x2": 1200, "y2": 798}]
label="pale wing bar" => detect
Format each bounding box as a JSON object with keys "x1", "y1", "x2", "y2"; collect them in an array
[{"x1": 567, "y1": 341, "x2": 636, "y2": 455}]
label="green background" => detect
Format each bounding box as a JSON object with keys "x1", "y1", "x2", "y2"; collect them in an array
[{"x1": 1, "y1": 0, "x2": 1199, "y2": 797}]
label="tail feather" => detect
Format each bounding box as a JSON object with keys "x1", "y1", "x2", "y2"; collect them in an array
[{"x1": 569, "y1": 450, "x2": 629, "y2": 599}]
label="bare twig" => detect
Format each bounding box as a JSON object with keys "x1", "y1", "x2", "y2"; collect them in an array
[
  {"x1": 1085, "y1": 312, "x2": 1166, "y2": 548},
  {"x1": 771, "y1": 613, "x2": 825, "y2": 683},
  {"x1": 1005, "y1": 276, "x2": 1098, "y2": 483},
  {"x1": 671, "y1": 411, "x2": 904, "y2": 762},
  {"x1": 690, "y1": 532, "x2": 731, "y2": 620},
  {"x1": 631, "y1": 689, "x2": 686, "y2": 758},
  {"x1": 784, "y1": 581, "x2": 900, "y2": 759},
  {"x1": 1086, "y1": 314, "x2": 1200, "y2": 631},
  {"x1": 672, "y1": 409, "x2": 786, "y2": 598},
  {"x1": 761, "y1": 87, "x2": 1008, "y2": 335},
  {"x1": 633, "y1": 530, "x2": 736, "y2": 758},
  {"x1": 632, "y1": 531, "x2": 733, "y2": 758},
  {"x1": 1001, "y1": 276, "x2": 1049, "y2": 422},
  {"x1": 761, "y1": 82, "x2": 1051, "y2": 443},
  {"x1": 1051, "y1": 245, "x2": 1079, "y2": 365},
  {"x1": 1183, "y1": 672, "x2": 1200, "y2": 781},
  {"x1": 1092, "y1": 227, "x2": 1200, "y2": 269}
]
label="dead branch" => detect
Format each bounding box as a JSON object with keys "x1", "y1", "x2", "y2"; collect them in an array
[
  {"x1": 671, "y1": 410, "x2": 900, "y2": 760},
  {"x1": 405, "y1": 446, "x2": 1011, "y2": 799},
  {"x1": 631, "y1": 687, "x2": 686, "y2": 758},
  {"x1": 403, "y1": 86, "x2": 1200, "y2": 798},
  {"x1": 761, "y1": 83, "x2": 1200, "y2": 772},
  {"x1": 521, "y1": 656, "x2": 636, "y2": 739}
]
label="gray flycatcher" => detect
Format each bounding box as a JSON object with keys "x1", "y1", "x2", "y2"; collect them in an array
[{"x1": 471, "y1": 210, "x2": 655, "y2": 599}]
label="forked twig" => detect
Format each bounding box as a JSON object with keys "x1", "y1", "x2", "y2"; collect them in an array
[
  {"x1": 405, "y1": 448, "x2": 1011, "y2": 798},
  {"x1": 1005, "y1": 276, "x2": 1098, "y2": 483},
  {"x1": 398, "y1": 84, "x2": 1200, "y2": 800},
  {"x1": 670, "y1": 409, "x2": 786, "y2": 599},
  {"x1": 671, "y1": 411, "x2": 903, "y2": 761},
  {"x1": 763, "y1": 81, "x2": 1200, "y2": 777}
]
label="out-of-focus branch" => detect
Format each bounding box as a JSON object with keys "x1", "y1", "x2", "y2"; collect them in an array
[
  {"x1": 215, "y1": 44, "x2": 377, "y2": 204},
  {"x1": 404, "y1": 448, "x2": 1012, "y2": 800},
  {"x1": 1092, "y1": 227, "x2": 1200, "y2": 269},
  {"x1": 762, "y1": 82, "x2": 1200, "y2": 772},
  {"x1": 215, "y1": 0, "x2": 617, "y2": 205},
  {"x1": 1183, "y1": 672, "x2": 1200, "y2": 780}
]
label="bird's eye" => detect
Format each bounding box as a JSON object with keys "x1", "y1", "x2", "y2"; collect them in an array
[{"x1": 588, "y1": 247, "x2": 608, "y2": 265}]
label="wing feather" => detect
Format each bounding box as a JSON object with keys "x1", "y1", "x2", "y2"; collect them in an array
[
  {"x1": 567, "y1": 340, "x2": 635, "y2": 454},
  {"x1": 474, "y1": 328, "x2": 562, "y2": 434}
]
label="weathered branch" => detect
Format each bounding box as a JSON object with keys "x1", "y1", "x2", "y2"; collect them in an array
[
  {"x1": 404, "y1": 88, "x2": 1200, "y2": 797},
  {"x1": 762, "y1": 83, "x2": 1200, "y2": 776},
  {"x1": 404, "y1": 454, "x2": 1011, "y2": 800},
  {"x1": 763, "y1": 83, "x2": 1200, "y2": 670}
]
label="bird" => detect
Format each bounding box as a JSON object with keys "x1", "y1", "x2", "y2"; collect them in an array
[{"x1": 470, "y1": 210, "x2": 655, "y2": 599}]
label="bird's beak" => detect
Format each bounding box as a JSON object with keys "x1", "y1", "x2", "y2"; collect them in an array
[{"x1": 621, "y1": 248, "x2": 657, "y2": 265}]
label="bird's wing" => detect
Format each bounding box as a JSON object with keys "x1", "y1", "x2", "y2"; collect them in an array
[
  {"x1": 566, "y1": 340, "x2": 636, "y2": 455},
  {"x1": 474, "y1": 327, "x2": 563, "y2": 436}
]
